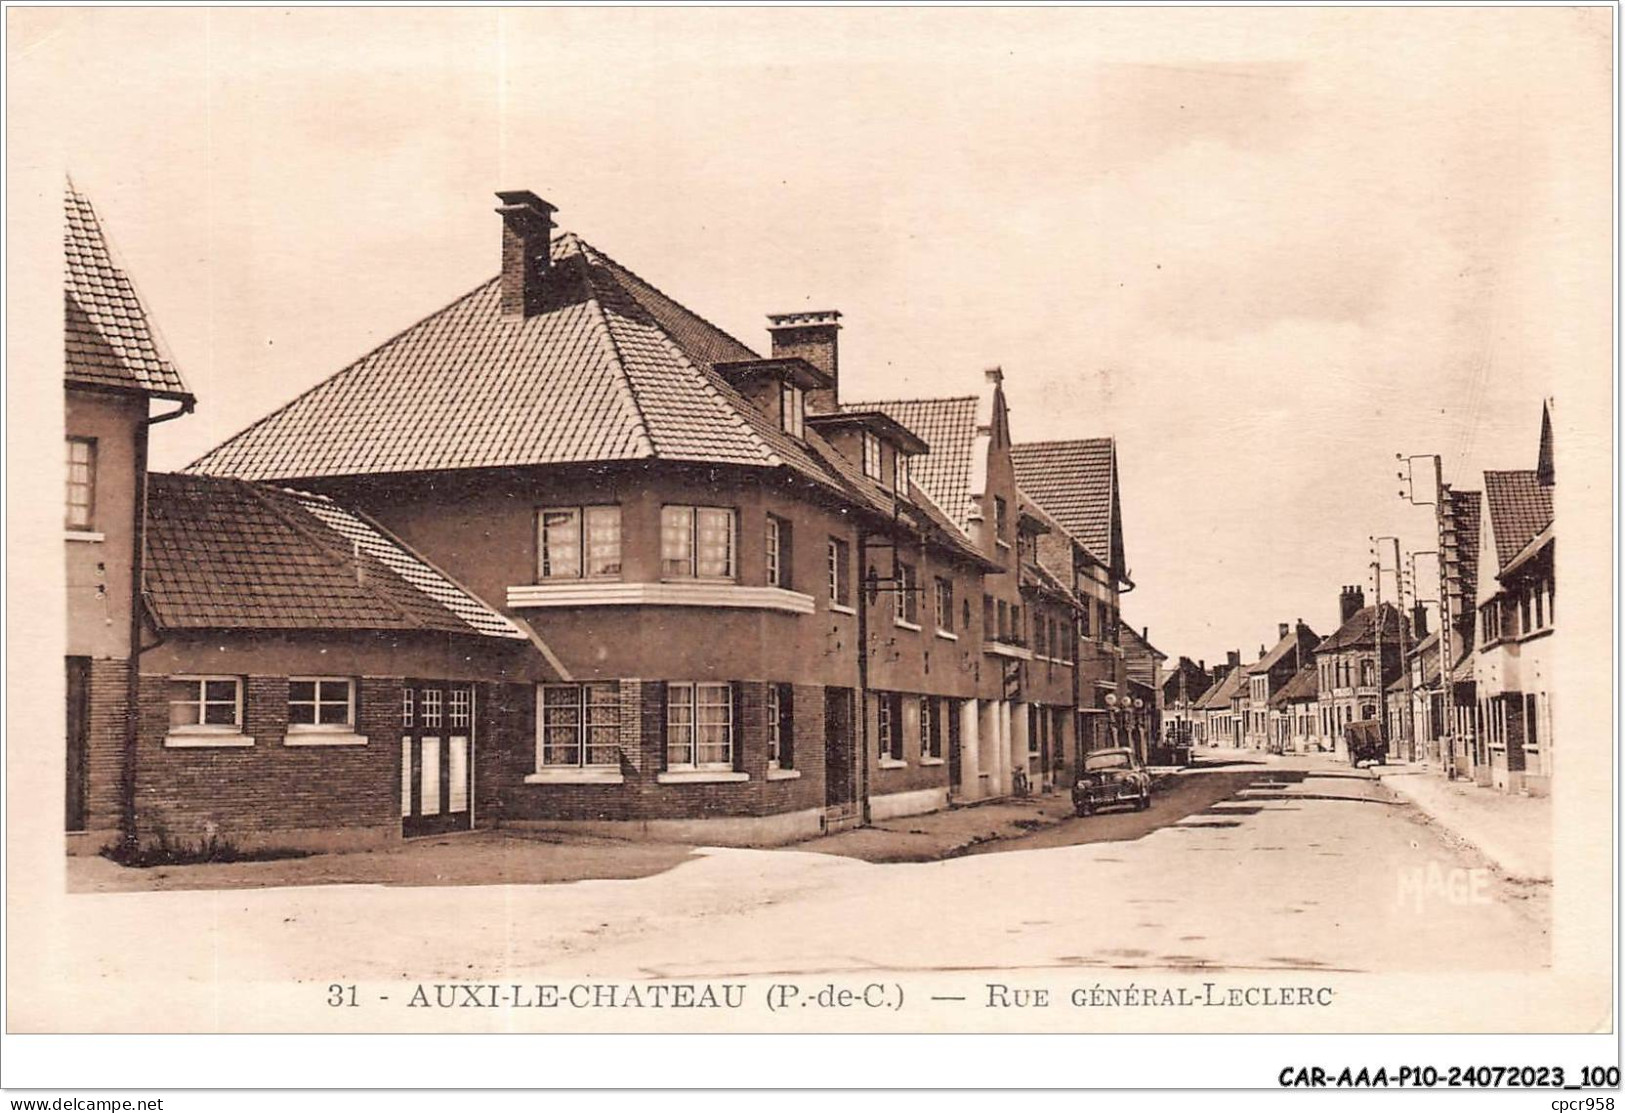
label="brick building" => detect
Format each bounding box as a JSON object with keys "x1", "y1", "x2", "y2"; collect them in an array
[
  {"x1": 1242, "y1": 620, "x2": 1319, "y2": 750},
  {"x1": 187, "y1": 190, "x2": 1098, "y2": 844},
  {"x1": 64, "y1": 183, "x2": 195, "y2": 849}
]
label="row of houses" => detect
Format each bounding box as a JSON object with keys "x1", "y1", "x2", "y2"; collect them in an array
[
  {"x1": 1160, "y1": 405, "x2": 1556, "y2": 796},
  {"x1": 64, "y1": 183, "x2": 1164, "y2": 853}
]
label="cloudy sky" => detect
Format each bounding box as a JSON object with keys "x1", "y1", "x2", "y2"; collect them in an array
[{"x1": 15, "y1": 7, "x2": 1611, "y2": 664}]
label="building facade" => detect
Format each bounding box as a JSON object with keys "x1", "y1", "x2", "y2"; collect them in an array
[{"x1": 64, "y1": 183, "x2": 196, "y2": 850}]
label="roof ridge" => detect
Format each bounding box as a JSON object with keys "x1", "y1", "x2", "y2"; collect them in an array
[
  {"x1": 571, "y1": 235, "x2": 761, "y2": 360},
  {"x1": 228, "y1": 476, "x2": 433, "y2": 631},
  {"x1": 851, "y1": 394, "x2": 979, "y2": 407},
  {"x1": 577, "y1": 282, "x2": 660, "y2": 458},
  {"x1": 186, "y1": 277, "x2": 500, "y2": 473},
  {"x1": 1013, "y1": 436, "x2": 1114, "y2": 449}
]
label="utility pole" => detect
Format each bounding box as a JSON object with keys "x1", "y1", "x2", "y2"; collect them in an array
[
  {"x1": 1384, "y1": 536, "x2": 1413, "y2": 761},
  {"x1": 1368, "y1": 547, "x2": 1386, "y2": 750},
  {"x1": 1399, "y1": 453, "x2": 1457, "y2": 779}
]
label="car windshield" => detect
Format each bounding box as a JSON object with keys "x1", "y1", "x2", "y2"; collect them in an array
[{"x1": 1084, "y1": 751, "x2": 1132, "y2": 772}]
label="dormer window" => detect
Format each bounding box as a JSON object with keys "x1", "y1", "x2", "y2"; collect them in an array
[
  {"x1": 780, "y1": 380, "x2": 805, "y2": 439},
  {"x1": 862, "y1": 431, "x2": 883, "y2": 482},
  {"x1": 894, "y1": 452, "x2": 910, "y2": 496}
]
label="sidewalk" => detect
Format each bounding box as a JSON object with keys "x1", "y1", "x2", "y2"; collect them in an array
[
  {"x1": 1374, "y1": 764, "x2": 1552, "y2": 883},
  {"x1": 792, "y1": 795, "x2": 1071, "y2": 863}
]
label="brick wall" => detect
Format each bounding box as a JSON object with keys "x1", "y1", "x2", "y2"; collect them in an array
[
  {"x1": 133, "y1": 672, "x2": 401, "y2": 849},
  {"x1": 83, "y1": 657, "x2": 129, "y2": 833},
  {"x1": 496, "y1": 678, "x2": 826, "y2": 823}
]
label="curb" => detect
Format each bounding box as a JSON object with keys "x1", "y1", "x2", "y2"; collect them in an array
[{"x1": 1372, "y1": 768, "x2": 1551, "y2": 884}]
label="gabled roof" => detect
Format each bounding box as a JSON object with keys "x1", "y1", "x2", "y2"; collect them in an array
[
  {"x1": 1119, "y1": 622, "x2": 1166, "y2": 662},
  {"x1": 1316, "y1": 603, "x2": 1406, "y2": 653},
  {"x1": 1195, "y1": 666, "x2": 1247, "y2": 710},
  {"x1": 1269, "y1": 663, "x2": 1319, "y2": 707},
  {"x1": 1247, "y1": 624, "x2": 1317, "y2": 674},
  {"x1": 188, "y1": 234, "x2": 836, "y2": 493},
  {"x1": 144, "y1": 473, "x2": 525, "y2": 639},
  {"x1": 1010, "y1": 438, "x2": 1122, "y2": 574},
  {"x1": 64, "y1": 182, "x2": 192, "y2": 400},
  {"x1": 1483, "y1": 470, "x2": 1553, "y2": 571},
  {"x1": 852, "y1": 396, "x2": 979, "y2": 532}
]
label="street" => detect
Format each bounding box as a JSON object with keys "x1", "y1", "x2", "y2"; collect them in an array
[{"x1": 55, "y1": 750, "x2": 1548, "y2": 997}]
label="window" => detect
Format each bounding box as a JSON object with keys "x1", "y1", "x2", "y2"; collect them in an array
[
  {"x1": 898, "y1": 561, "x2": 919, "y2": 625},
  {"x1": 962, "y1": 597, "x2": 971, "y2": 631},
  {"x1": 1533, "y1": 582, "x2": 1545, "y2": 630},
  {"x1": 894, "y1": 451, "x2": 910, "y2": 496},
  {"x1": 167, "y1": 676, "x2": 242, "y2": 730},
  {"x1": 289, "y1": 678, "x2": 354, "y2": 730},
  {"x1": 667, "y1": 682, "x2": 734, "y2": 770},
  {"x1": 538, "y1": 683, "x2": 620, "y2": 768},
  {"x1": 766, "y1": 683, "x2": 793, "y2": 769},
  {"x1": 422, "y1": 688, "x2": 442, "y2": 728},
  {"x1": 995, "y1": 496, "x2": 1009, "y2": 543},
  {"x1": 877, "y1": 693, "x2": 903, "y2": 761},
  {"x1": 66, "y1": 437, "x2": 97, "y2": 530},
  {"x1": 862, "y1": 431, "x2": 883, "y2": 482},
  {"x1": 765, "y1": 514, "x2": 792, "y2": 589},
  {"x1": 997, "y1": 600, "x2": 1009, "y2": 641},
  {"x1": 780, "y1": 381, "x2": 805, "y2": 438},
  {"x1": 662, "y1": 506, "x2": 735, "y2": 579},
  {"x1": 538, "y1": 506, "x2": 621, "y2": 579},
  {"x1": 1360, "y1": 659, "x2": 1374, "y2": 687},
  {"x1": 402, "y1": 688, "x2": 414, "y2": 727},
  {"x1": 828, "y1": 537, "x2": 852, "y2": 607},
  {"x1": 1518, "y1": 590, "x2": 1532, "y2": 636},
  {"x1": 1034, "y1": 613, "x2": 1047, "y2": 656},
  {"x1": 920, "y1": 696, "x2": 941, "y2": 759},
  {"x1": 1011, "y1": 604, "x2": 1023, "y2": 644},
  {"x1": 934, "y1": 577, "x2": 954, "y2": 632},
  {"x1": 1079, "y1": 600, "x2": 1093, "y2": 639}
]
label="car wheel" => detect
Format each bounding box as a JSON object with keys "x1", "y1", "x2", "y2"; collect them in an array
[
  {"x1": 1075, "y1": 801, "x2": 1092, "y2": 818},
  {"x1": 1137, "y1": 792, "x2": 1150, "y2": 811}
]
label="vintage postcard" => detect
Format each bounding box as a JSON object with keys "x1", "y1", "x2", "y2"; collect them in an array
[{"x1": 4, "y1": 4, "x2": 1617, "y2": 1093}]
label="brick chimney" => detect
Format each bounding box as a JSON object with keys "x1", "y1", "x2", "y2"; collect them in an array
[
  {"x1": 1226, "y1": 649, "x2": 1241, "y2": 670},
  {"x1": 1339, "y1": 585, "x2": 1365, "y2": 625},
  {"x1": 495, "y1": 190, "x2": 557, "y2": 318},
  {"x1": 1412, "y1": 603, "x2": 1428, "y2": 639},
  {"x1": 1278, "y1": 622, "x2": 1290, "y2": 641},
  {"x1": 768, "y1": 311, "x2": 841, "y2": 414}
]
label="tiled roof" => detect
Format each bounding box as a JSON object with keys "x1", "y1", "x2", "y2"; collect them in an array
[
  {"x1": 1483, "y1": 470, "x2": 1553, "y2": 571},
  {"x1": 1316, "y1": 603, "x2": 1406, "y2": 653},
  {"x1": 854, "y1": 397, "x2": 980, "y2": 532},
  {"x1": 1269, "y1": 664, "x2": 1319, "y2": 707},
  {"x1": 144, "y1": 473, "x2": 524, "y2": 639},
  {"x1": 1196, "y1": 666, "x2": 1247, "y2": 710},
  {"x1": 1247, "y1": 624, "x2": 1317, "y2": 674},
  {"x1": 64, "y1": 182, "x2": 191, "y2": 399},
  {"x1": 1010, "y1": 439, "x2": 1116, "y2": 567},
  {"x1": 189, "y1": 234, "x2": 835, "y2": 493}
]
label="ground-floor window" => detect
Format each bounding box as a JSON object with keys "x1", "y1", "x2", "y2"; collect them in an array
[
  {"x1": 667, "y1": 681, "x2": 734, "y2": 770},
  {"x1": 766, "y1": 683, "x2": 793, "y2": 769},
  {"x1": 877, "y1": 692, "x2": 903, "y2": 761},
  {"x1": 538, "y1": 682, "x2": 621, "y2": 768},
  {"x1": 167, "y1": 676, "x2": 244, "y2": 731},
  {"x1": 288, "y1": 677, "x2": 355, "y2": 731}
]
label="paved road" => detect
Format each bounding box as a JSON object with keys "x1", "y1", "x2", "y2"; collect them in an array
[{"x1": 45, "y1": 751, "x2": 1551, "y2": 1021}]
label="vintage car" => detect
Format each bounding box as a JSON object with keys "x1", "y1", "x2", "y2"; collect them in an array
[
  {"x1": 1344, "y1": 720, "x2": 1388, "y2": 768},
  {"x1": 1072, "y1": 747, "x2": 1153, "y2": 816}
]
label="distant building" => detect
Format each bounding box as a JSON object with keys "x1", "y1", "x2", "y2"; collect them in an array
[
  {"x1": 1269, "y1": 663, "x2": 1322, "y2": 752},
  {"x1": 1243, "y1": 620, "x2": 1320, "y2": 750},
  {"x1": 1161, "y1": 656, "x2": 1212, "y2": 742},
  {"x1": 1314, "y1": 587, "x2": 1408, "y2": 761}
]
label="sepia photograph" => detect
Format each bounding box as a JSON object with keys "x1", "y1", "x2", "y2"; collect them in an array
[{"x1": 4, "y1": 2, "x2": 1618, "y2": 1099}]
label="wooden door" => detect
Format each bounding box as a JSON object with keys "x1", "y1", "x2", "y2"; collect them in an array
[
  {"x1": 401, "y1": 681, "x2": 474, "y2": 837},
  {"x1": 66, "y1": 657, "x2": 90, "y2": 832}
]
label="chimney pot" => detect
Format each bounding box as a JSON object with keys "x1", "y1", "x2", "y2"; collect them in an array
[
  {"x1": 984, "y1": 366, "x2": 1004, "y2": 383},
  {"x1": 495, "y1": 190, "x2": 558, "y2": 318}
]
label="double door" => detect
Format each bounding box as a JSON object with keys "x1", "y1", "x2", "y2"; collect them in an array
[{"x1": 401, "y1": 681, "x2": 474, "y2": 837}]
